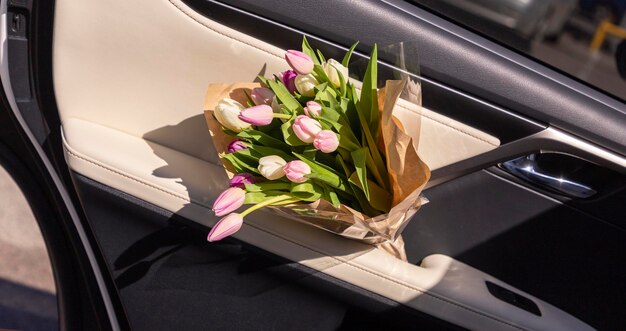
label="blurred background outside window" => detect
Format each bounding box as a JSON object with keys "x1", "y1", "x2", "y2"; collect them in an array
[{"x1": 411, "y1": 0, "x2": 626, "y2": 101}]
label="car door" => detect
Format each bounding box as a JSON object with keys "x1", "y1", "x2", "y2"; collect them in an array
[{"x1": 5, "y1": 0, "x2": 626, "y2": 330}]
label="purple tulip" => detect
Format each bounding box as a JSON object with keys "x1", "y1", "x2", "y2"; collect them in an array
[
  {"x1": 227, "y1": 140, "x2": 247, "y2": 153},
  {"x1": 239, "y1": 105, "x2": 274, "y2": 126},
  {"x1": 283, "y1": 161, "x2": 311, "y2": 183},
  {"x1": 229, "y1": 173, "x2": 256, "y2": 188},
  {"x1": 212, "y1": 187, "x2": 245, "y2": 217},
  {"x1": 207, "y1": 213, "x2": 243, "y2": 242},
  {"x1": 292, "y1": 115, "x2": 322, "y2": 143},
  {"x1": 313, "y1": 130, "x2": 339, "y2": 153},
  {"x1": 281, "y1": 70, "x2": 298, "y2": 94}
]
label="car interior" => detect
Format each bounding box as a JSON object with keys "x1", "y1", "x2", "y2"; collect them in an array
[{"x1": 3, "y1": 0, "x2": 626, "y2": 330}]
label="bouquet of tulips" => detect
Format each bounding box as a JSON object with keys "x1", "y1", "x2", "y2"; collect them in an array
[{"x1": 204, "y1": 37, "x2": 430, "y2": 259}]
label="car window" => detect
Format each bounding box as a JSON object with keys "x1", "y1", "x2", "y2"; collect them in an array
[{"x1": 409, "y1": 0, "x2": 626, "y2": 102}]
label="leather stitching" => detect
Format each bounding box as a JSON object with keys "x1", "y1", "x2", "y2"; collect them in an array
[
  {"x1": 65, "y1": 147, "x2": 203, "y2": 207},
  {"x1": 65, "y1": 143, "x2": 525, "y2": 331}
]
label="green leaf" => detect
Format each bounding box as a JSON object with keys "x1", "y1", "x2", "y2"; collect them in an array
[
  {"x1": 222, "y1": 153, "x2": 260, "y2": 175},
  {"x1": 316, "y1": 49, "x2": 326, "y2": 63},
  {"x1": 256, "y1": 75, "x2": 270, "y2": 87},
  {"x1": 366, "y1": 179, "x2": 391, "y2": 212},
  {"x1": 244, "y1": 191, "x2": 292, "y2": 204},
  {"x1": 290, "y1": 182, "x2": 323, "y2": 202},
  {"x1": 337, "y1": 65, "x2": 347, "y2": 98},
  {"x1": 348, "y1": 173, "x2": 390, "y2": 212},
  {"x1": 292, "y1": 153, "x2": 350, "y2": 193},
  {"x1": 346, "y1": 176, "x2": 381, "y2": 216},
  {"x1": 354, "y1": 97, "x2": 389, "y2": 189},
  {"x1": 236, "y1": 129, "x2": 290, "y2": 152},
  {"x1": 364, "y1": 148, "x2": 388, "y2": 189},
  {"x1": 302, "y1": 146, "x2": 317, "y2": 160},
  {"x1": 302, "y1": 36, "x2": 321, "y2": 65},
  {"x1": 339, "y1": 97, "x2": 349, "y2": 114},
  {"x1": 336, "y1": 154, "x2": 352, "y2": 177},
  {"x1": 255, "y1": 117, "x2": 283, "y2": 139},
  {"x1": 267, "y1": 79, "x2": 302, "y2": 113},
  {"x1": 244, "y1": 182, "x2": 291, "y2": 192},
  {"x1": 342, "y1": 41, "x2": 359, "y2": 67},
  {"x1": 345, "y1": 84, "x2": 361, "y2": 138},
  {"x1": 326, "y1": 186, "x2": 341, "y2": 208},
  {"x1": 350, "y1": 148, "x2": 370, "y2": 200},
  {"x1": 239, "y1": 144, "x2": 294, "y2": 162},
  {"x1": 318, "y1": 106, "x2": 341, "y2": 122},
  {"x1": 357, "y1": 44, "x2": 379, "y2": 140}
]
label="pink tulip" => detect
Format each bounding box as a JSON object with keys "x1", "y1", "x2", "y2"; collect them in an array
[
  {"x1": 283, "y1": 160, "x2": 311, "y2": 183},
  {"x1": 239, "y1": 105, "x2": 274, "y2": 126},
  {"x1": 212, "y1": 187, "x2": 245, "y2": 216},
  {"x1": 281, "y1": 70, "x2": 297, "y2": 94},
  {"x1": 207, "y1": 213, "x2": 243, "y2": 242},
  {"x1": 285, "y1": 50, "x2": 314, "y2": 75},
  {"x1": 304, "y1": 101, "x2": 322, "y2": 117},
  {"x1": 313, "y1": 130, "x2": 339, "y2": 153},
  {"x1": 292, "y1": 115, "x2": 322, "y2": 143},
  {"x1": 229, "y1": 173, "x2": 256, "y2": 188},
  {"x1": 251, "y1": 87, "x2": 274, "y2": 106},
  {"x1": 227, "y1": 140, "x2": 247, "y2": 153}
]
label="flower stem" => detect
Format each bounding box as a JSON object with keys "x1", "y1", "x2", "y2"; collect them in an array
[
  {"x1": 240, "y1": 194, "x2": 293, "y2": 217},
  {"x1": 273, "y1": 113, "x2": 292, "y2": 119}
]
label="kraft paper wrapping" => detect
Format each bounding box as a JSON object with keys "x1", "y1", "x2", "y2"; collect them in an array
[{"x1": 203, "y1": 80, "x2": 430, "y2": 261}]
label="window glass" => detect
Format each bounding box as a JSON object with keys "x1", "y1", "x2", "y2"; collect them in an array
[{"x1": 410, "y1": 0, "x2": 626, "y2": 101}]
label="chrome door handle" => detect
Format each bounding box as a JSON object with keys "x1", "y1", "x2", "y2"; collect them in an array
[{"x1": 499, "y1": 154, "x2": 597, "y2": 199}]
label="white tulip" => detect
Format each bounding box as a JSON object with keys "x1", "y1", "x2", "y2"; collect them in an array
[
  {"x1": 323, "y1": 59, "x2": 349, "y2": 88},
  {"x1": 294, "y1": 74, "x2": 319, "y2": 97},
  {"x1": 214, "y1": 98, "x2": 251, "y2": 132},
  {"x1": 258, "y1": 155, "x2": 287, "y2": 180}
]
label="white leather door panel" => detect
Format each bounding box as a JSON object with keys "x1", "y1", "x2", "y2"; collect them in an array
[
  {"x1": 53, "y1": 0, "x2": 498, "y2": 170},
  {"x1": 53, "y1": 0, "x2": 592, "y2": 330}
]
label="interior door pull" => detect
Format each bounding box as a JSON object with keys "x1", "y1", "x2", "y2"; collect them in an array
[{"x1": 500, "y1": 154, "x2": 597, "y2": 199}]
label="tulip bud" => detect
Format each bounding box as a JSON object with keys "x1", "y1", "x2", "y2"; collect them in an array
[
  {"x1": 227, "y1": 140, "x2": 247, "y2": 153},
  {"x1": 229, "y1": 173, "x2": 256, "y2": 188},
  {"x1": 258, "y1": 155, "x2": 287, "y2": 180},
  {"x1": 212, "y1": 187, "x2": 246, "y2": 217},
  {"x1": 283, "y1": 160, "x2": 311, "y2": 183},
  {"x1": 313, "y1": 130, "x2": 339, "y2": 153},
  {"x1": 323, "y1": 59, "x2": 349, "y2": 88},
  {"x1": 207, "y1": 213, "x2": 243, "y2": 242},
  {"x1": 281, "y1": 70, "x2": 298, "y2": 94},
  {"x1": 292, "y1": 115, "x2": 322, "y2": 143},
  {"x1": 304, "y1": 101, "x2": 322, "y2": 117},
  {"x1": 285, "y1": 50, "x2": 314, "y2": 75},
  {"x1": 294, "y1": 74, "x2": 318, "y2": 97},
  {"x1": 251, "y1": 87, "x2": 275, "y2": 106},
  {"x1": 239, "y1": 105, "x2": 274, "y2": 126},
  {"x1": 214, "y1": 98, "x2": 251, "y2": 132}
]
